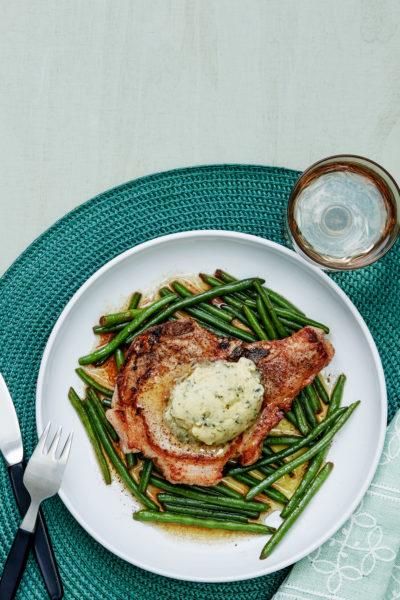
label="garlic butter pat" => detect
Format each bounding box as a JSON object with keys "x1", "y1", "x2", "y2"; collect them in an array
[{"x1": 165, "y1": 357, "x2": 264, "y2": 445}]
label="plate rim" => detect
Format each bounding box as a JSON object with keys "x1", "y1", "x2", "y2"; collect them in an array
[{"x1": 36, "y1": 229, "x2": 387, "y2": 583}]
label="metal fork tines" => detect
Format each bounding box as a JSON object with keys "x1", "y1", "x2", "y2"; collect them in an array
[
  {"x1": 21, "y1": 423, "x2": 73, "y2": 532},
  {"x1": 0, "y1": 423, "x2": 73, "y2": 600}
]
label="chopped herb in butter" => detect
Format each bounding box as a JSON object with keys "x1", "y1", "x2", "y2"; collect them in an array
[{"x1": 165, "y1": 358, "x2": 264, "y2": 445}]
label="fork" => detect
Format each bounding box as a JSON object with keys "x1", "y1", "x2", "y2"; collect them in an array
[{"x1": 0, "y1": 423, "x2": 73, "y2": 600}]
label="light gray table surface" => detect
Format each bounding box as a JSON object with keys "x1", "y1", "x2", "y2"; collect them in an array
[{"x1": 1, "y1": 0, "x2": 399, "y2": 275}]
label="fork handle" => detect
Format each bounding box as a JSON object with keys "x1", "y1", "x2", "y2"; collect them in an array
[
  {"x1": 0, "y1": 527, "x2": 32, "y2": 600},
  {"x1": 9, "y1": 462, "x2": 63, "y2": 599}
]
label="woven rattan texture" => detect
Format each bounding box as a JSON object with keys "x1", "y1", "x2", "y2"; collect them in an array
[{"x1": 0, "y1": 165, "x2": 398, "y2": 600}]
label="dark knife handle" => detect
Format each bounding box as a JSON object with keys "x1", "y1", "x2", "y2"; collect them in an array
[
  {"x1": 0, "y1": 527, "x2": 33, "y2": 600},
  {"x1": 8, "y1": 462, "x2": 63, "y2": 599}
]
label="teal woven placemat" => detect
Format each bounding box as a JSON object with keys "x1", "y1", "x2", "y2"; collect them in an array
[{"x1": 0, "y1": 164, "x2": 399, "y2": 600}]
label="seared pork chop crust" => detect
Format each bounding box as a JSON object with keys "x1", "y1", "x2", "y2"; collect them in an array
[{"x1": 107, "y1": 319, "x2": 334, "y2": 485}]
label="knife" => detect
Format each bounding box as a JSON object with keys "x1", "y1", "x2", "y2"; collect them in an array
[{"x1": 0, "y1": 373, "x2": 63, "y2": 599}]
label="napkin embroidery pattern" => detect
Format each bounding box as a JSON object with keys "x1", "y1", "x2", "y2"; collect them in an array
[{"x1": 307, "y1": 499, "x2": 396, "y2": 594}]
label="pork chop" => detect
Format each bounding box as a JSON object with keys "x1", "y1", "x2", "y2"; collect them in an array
[{"x1": 107, "y1": 319, "x2": 334, "y2": 485}]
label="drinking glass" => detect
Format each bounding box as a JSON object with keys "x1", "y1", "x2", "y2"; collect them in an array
[{"x1": 287, "y1": 154, "x2": 400, "y2": 270}]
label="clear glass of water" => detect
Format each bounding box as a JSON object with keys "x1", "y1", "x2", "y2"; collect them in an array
[{"x1": 287, "y1": 155, "x2": 400, "y2": 270}]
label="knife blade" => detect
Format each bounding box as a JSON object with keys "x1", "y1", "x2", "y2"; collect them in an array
[
  {"x1": 0, "y1": 373, "x2": 63, "y2": 599},
  {"x1": 0, "y1": 373, "x2": 23, "y2": 466}
]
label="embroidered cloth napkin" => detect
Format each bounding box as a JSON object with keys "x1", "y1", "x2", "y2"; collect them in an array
[{"x1": 273, "y1": 410, "x2": 400, "y2": 600}]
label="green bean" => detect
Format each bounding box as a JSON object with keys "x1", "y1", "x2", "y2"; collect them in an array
[
  {"x1": 305, "y1": 384, "x2": 322, "y2": 413},
  {"x1": 93, "y1": 322, "x2": 129, "y2": 334},
  {"x1": 279, "y1": 318, "x2": 301, "y2": 331},
  {"x1": 254, "y1": 281, "x2": 288, "y2": 339},
  {"x1": 161, "y1": 503, "x2": 250, "y2": 523},
  {"x1": 129, "y1": 292, "x2": 142, "y2": 309},
  {"x1": 149, "y1": 476, "x2": 266, "y2": 512},
  {"x1": 195, "y1": 321, "x2": 229, "y2": 338},
  {"x1": 202, "y1": 273, "x2": 254, "y2": 305},
  {"x1": 274, "y1": 308, "x2": 330, "y2": 334},
  {"x1": 190, "y1": 302, "x2": 234, "y2": 324},
  {"x1": 214, "y1": 293, "x2": 244, "y2": 311},
  {"x1": 101, "y1": 398, "x2": 112, "y2": 408},
  {"x1": 201, "y1": 273, "x2": 258, "y2": 307},
  {"x1": 220, "y1": 304, "x2": 251, "y2": 327},
  {"x1": 224, "y1": 473, "x2": 256, "y2": 491},
  {"x1": 260, "y1": 463, "x2": 295, "y2": 479},
  {"x1": 256, "y1": 295, "x2": 277, "y2": 339},
  {"x1": 156, "y1": 493, "x2": 259, "y2": 518},
  {"x1": 165, "y1": 303, "x2": 250, "y2": 339},
  {"x1": 158, "y1": 288, "x2": 231, "y2": 337},
  {"x1": 300, "y1": 390, "x2": 317, "y2": 428},
  {"x1": 198, "y1": 274, "x2": 246, "y2": 310},
  {"x1": 124, "y1": 308, "x2": 176, "y2": 345},
  {"x1": 214, "y1": 270, "x2": 247, "y2": 285},
  {"x1": 257, "y1": 464, "x2": 276, "y2": 476},
  {"x1": 293, "y1": 396, "x2": 310, "y2": 435},
  {"x1": 158, "y1": 286, "x2": 174, "y2": 296},
  {"x1": 215, "y1": 270, "x2": 305, "y2": 315},
  {"x1": 265, "y1": 435, "x2": 303, "y2": 446},
  {"x1": 93, "y1": 355, "x2": 110, "y2": 367},
  {"x1": 232, "y1": 473, "x2": 289, "y2": 505},
  {"x1": 133, "y1": 510, "x2": 276, "y2": 534},
  {"x1": 328, "y1": 374, "x2": 347, "y2": 415},
  {"x1": 260, "y1": 462, "x2": 333, "y2": 558},
  {"x1": 139, "y1": 459, "x2": 153, "y2": 493},
  {"x1": 115, "y1": 348, "x2": 125, "y2": 370},
  {"x1": 246, "y1": 402, "x2": 358, "y2": 499},
  {"x1": 85, "y1": 397, "x2": 157, "y2": 510},
  {"x1": 100, "y1": 308, "x2": 142, "y2": 327},
  {"x1": 190, "y1": 486, "x2": 222, "y2": 497},
  {"x1": 87, "y1": 389, "x2": 119, "y2": 442},
  {"x1": 183, "y1": 304, "x2": 256, "y2": 342},
  {"x1": 238, "y1": 294, "x2": 257, "y2": 308},
  {"x1": 79, "y1": 294, "x2": 176, "y2": 365},
  {"x1": 262, "y1": 445, "x2": 286, "y2": 468},
  {"x1": 68, "y1": 388, "x2": 111, "y2": 485},
  {"x1": 259, "y1": 485, "x2": 290, "y2": 505},
  {"x1": 171, "y1": 281, "x2": 233, "y2": 323},
  {"x1": 280, "y1": 446, "x2": 330, "y2": 518},
  {"x1": 242, "y1": 305, "x2": 268, "y2": 340},
  {"x1": 75, "y1": 367, "x2": 114, "y2": 398},
  {"x1": 226, "y1": 458, "x2": 276, "y2": 477},
  {"x1": 283, "y1": 410, "x2": 300, "y2": 430},
  {"x1": 126, "y1": 453, "x2": 137, "y2": 469},
  {"x1": 314, "y1": 374, "x2": 330, "y2": 404},
  {"x1": 215, "y1": 483, "x2": 243, "y2": 499},
  {"x1": 241, "y1": 407, "x2": 346, "y2": 469},
  {"x1": 223, "y1": 281, "x2": 257, "y2": 305},
  {"x1": 243, "y1": 298, "x2": 257, "y2": 308}
]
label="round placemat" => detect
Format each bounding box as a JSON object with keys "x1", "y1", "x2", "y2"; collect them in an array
[{"x1": 0, "y1": 164, "x2": 399, "y2": 600}]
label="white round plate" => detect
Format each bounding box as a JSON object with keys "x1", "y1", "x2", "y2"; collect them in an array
[{"x1": 36, "y1": 230, "x2": 386, "y2": 582}]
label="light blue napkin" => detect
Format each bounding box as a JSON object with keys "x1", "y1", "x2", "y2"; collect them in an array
[{"x1": 273, "y1": 410, "x2": 400, "y2": 600}]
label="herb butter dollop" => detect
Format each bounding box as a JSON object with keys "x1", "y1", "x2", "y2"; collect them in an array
[{"x1": 165, "y1": 358, "x2": 264, "y2": 445}]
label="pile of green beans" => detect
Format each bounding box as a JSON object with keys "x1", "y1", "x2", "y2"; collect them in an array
[
  {"x1": 68, "y1": 386, "x2": 156, "y2": 509},
  {"x1": 69, "y1": 273, "x2": 357, "y2": 559},
  {"x1": 246, "y1": 402, "x2": 359, "y2": 500}
]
